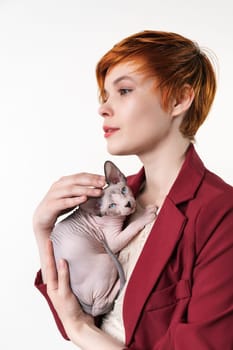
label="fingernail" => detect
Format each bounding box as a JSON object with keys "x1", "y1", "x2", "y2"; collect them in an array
[{"x1": 59, "y1": 259, "x2": 65, "y2": 269}]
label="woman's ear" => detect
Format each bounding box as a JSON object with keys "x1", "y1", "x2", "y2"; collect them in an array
[{"x1": 171, "y1": 84, "x2": 195, "y2": 117}]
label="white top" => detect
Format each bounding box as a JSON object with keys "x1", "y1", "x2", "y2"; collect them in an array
[{"x1": 101, "y1": 216, "x2": 157, "y2": 343}]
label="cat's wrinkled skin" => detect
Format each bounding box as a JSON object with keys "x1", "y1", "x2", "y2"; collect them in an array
[{"x1": 51, "y1": 161, "x2": 157, "y2": 316}]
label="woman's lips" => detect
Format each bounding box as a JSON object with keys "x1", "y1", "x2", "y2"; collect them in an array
[{"x1": 103, "y1": 126, "x2": 120, "y2": 138}]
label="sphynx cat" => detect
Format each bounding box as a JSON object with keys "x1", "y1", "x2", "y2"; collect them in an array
[{"x1": 51, "y1": 161, "x2": 157, "y2": 316}]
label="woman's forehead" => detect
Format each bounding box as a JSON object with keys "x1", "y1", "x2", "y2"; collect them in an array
[{"x1": 104, "y1": 61, "x2": 149, "y2": 86}]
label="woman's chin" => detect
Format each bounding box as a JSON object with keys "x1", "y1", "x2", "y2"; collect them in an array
[{"x1": 107, "y1": 145, "x2": 131, "y2": 156}]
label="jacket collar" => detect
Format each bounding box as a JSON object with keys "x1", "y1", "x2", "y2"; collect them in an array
[{"x1": 124, "y1": 144, "x2": 206, "y2": 345}]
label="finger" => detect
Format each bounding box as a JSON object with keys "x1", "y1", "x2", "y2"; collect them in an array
[
  {"x1": 55, "y1": 195, "x2": 88, "y2": 213},
  {"x1": 57, "y1": 259, "x2": 71, "y2": 296},
  {"x1": 56, "y1": 185, "x2": 104, "y2": 200},
  {"x1": 51, "y1": 192, "x2": 97, "y2": 214},
  {"x1": 56, "y1": 173, "x2": 106, "y2": 188},
  {"x1": 46, "y1": 239, "x2": 58, "y2": 291}
]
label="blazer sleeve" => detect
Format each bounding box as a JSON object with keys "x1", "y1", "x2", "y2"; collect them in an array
[
  {"x1": 127, "y1": 196, "x2": 233, "y2": 350},
  {"x1": 34, "y1": 270, "x2": 70, "y2": 340}
]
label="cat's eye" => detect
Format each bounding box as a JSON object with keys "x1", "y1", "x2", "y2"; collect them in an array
[
  {"x1": 121, "y1": 186, "x2": 127, "y2": 195},
  {"x1": 109, "y1": 203, "x2": 116, "y2": 209}
]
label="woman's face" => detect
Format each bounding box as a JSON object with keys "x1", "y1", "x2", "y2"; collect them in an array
[{"x1": 98, "y1": 61, "x2": 175, "y2": 157}]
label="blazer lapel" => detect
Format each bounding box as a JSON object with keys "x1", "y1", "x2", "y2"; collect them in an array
[
  {"x1": 123, "y1": 199, "x2": 186, "y2": 344},
  {"x1": 123, "y1": 144, "x2": 206, "y2": 344}
]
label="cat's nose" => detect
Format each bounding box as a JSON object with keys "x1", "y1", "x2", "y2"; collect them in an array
[{"x1": 125, "y1": 201, "x2": 132, "y2": 208}]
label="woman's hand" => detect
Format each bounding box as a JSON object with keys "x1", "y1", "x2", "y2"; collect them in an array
[
  {"x1": 46, "y1": 240, "x2": 93, "y2": 332},
  {"x1": 46, "y1": 239, "x2": 125, "y2": 350},
  {"x1": 33, "y1": 172, "x2": 105, "y2": 281},
  {"x1": 33, "y1": 172, "x2": 105, "y2": 234}
]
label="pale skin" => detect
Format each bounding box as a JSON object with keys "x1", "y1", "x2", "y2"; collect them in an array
[{"x1": 33, "y1": 61, "x2": 194, "y2": 349}]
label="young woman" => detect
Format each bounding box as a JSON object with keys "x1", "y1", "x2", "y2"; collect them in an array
[{"x1": 33, "y1": 30, "x2": 233, "y2": 349}]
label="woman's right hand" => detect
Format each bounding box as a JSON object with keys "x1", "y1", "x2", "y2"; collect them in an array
[
  {"x1": 33, "y1": 172, "x2": 105, "y2": 234},
  {"x1": 33, "y1": 172, "x2": 106, "y2": 281}
]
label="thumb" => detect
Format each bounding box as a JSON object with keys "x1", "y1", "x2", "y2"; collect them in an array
[{"x1": 58, "y1": 259, "x2": 71, "y2": 296}]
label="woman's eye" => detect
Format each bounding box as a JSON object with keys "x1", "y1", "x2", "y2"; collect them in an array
[
  {"x1": 109, "y1": 203, "x2": 116, "y2": 209},
  {"x1": 119, "y1": 88, "x2": 132, "y2": 96},
  {"x1": 121, "y1": 186, "x2": 128, "y2": 195}
]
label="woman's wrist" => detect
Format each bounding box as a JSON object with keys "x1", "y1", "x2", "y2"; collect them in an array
[
  {"x1": 33, "y1": 227, "x2": 52, "y2": 283},
  {"x1": 64, "y1": 317, "x2": 125, "y2": 350}
]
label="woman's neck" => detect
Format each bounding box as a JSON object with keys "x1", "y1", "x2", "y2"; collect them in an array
[{"x1": 137, "y1": 138, "x2": 190, "y2": 208}]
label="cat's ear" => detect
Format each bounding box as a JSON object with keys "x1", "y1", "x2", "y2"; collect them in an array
[
  {"x1": 80, "y1": 197, "x2": 102, "y2": 215},
  {"x1": 104, "y1": 161, "x2": 126, "y2": 185}
]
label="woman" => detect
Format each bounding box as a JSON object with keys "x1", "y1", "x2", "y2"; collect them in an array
[{"x1": 33, "y1": 30, "x2": 233, "y2": 349}]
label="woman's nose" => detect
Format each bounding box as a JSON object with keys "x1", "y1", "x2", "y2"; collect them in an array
[{"x1": 98, "y1": 103, "x2": 114, "y2": 118}]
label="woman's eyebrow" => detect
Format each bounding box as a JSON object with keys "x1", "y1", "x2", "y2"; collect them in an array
[{"x1": 113, "y1": 75, "x2": 136, "y2": 85}]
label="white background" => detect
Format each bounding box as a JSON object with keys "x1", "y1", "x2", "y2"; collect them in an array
[{"x1": 0, "y1": 0, "x2": 232, "y2": 349}]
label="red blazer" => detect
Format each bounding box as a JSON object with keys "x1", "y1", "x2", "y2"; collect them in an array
[{"x1": 35, "y1": 145, "x2": 233, "y2": 349}]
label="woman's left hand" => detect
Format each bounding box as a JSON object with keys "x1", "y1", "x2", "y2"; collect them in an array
[
  {"x1": 45, "y1": 239, "x2": 125, "y2": 349},
  {"x1": 45, "y1": 240, "x2": 94, "y2": 333}
]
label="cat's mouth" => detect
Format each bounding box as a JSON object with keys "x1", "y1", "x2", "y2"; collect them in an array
[
  {"x1": 125, "y1": 201, "x2": 136, "y2": 214},
  {"x1": 125, "y1": 201, "x2": 133, "y2": 209}
]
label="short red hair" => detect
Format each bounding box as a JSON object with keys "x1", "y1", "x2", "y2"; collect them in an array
[{"x1": 96, "y1": 30, "x2": 217, "y2": 139}]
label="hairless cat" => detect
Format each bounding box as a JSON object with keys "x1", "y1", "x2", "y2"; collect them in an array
[{"x1": 51, "y1": 161, "x2": 157, "y2": 316}]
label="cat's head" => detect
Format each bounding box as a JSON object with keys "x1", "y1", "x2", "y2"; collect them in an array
[{"x1": 80, "y1": 161, "x2": 136, "y2": 217}]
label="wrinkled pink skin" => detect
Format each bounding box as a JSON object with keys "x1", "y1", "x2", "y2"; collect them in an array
[{"x1": 50, "y1": 161, "x2": 157, "y2": 316}]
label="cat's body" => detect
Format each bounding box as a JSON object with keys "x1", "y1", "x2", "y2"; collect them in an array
[{"x1": 51, "y1": 161, "x2": 157, "y2": 316}]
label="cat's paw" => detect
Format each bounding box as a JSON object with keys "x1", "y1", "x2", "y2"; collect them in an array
[
  {"x1": 142, "y1": 204, "x2": 158, "y2": 225},
  {"x1": 130, "y1": 204, "x2": 157, "y2": 230}
]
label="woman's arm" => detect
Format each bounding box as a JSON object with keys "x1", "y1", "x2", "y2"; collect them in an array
[{"x1": 46, "y1": 240, "x2": 125, "y2": 350}]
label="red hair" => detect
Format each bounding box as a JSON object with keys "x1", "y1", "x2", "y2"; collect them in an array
[{"x1": 96, "y1": 30, "x2": 217, "y2": 139}]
